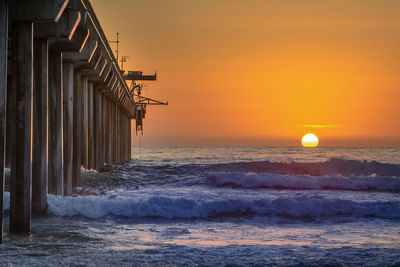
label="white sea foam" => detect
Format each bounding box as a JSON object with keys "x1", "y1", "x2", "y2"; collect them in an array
[
  {"x1": 208, "y1": 172, "x2": 400, "y2": 192},
  {"x1": 41, "y1": 194, "x2": 400, "y2": 220}
]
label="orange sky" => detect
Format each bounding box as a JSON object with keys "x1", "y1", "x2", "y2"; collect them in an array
[{"x1": 92, "y1": 0, "x2": 400, "y2": 146}]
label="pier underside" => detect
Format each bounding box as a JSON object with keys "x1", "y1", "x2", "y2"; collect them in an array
[{"x1": 0, "y1": 0, "x2": 138, "y2": 241}]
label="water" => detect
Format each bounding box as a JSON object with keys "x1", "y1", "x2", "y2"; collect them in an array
[{"x1": 1, "y1": 146, "x2": 400, "y2": 266}]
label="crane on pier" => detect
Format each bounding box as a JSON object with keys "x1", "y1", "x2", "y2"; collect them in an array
[{"x1": 124, "y1": 71, "x2": 168, "y2": 135}]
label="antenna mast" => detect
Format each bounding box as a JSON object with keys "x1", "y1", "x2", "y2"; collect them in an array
[
  {"x1": 121, "y1": 56, "x2": 130, "y2": 71},
  {"x1": 109, "y1": 32, "x2": 119, "y2": 63}
]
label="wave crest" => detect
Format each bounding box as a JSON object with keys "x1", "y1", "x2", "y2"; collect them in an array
[
  {"x1": 209, "y1": 158, "x2": 400, "y2": 177},
  {"x1": 45, "y1": 194, "x2": 400, "y2": 221},
  {"x1": 207, "y1": 172, "x2": 400, "y2": 192}
]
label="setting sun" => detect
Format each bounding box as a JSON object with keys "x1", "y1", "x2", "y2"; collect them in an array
[{"x1": 301, "y1": 133, "x2": 319, "y2": 147}]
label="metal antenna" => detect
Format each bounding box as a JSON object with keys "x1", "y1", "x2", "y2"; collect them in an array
[
  {"x1": 109, "y1": 32, "x2": 119, "y2": 63},
  {"x1": 121, "y1": 56, "x2": 130, "y2": 71}
]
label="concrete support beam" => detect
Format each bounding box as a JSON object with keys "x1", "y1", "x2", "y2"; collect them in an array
[
  {"x1": 112, "y1": 103, "x2": 117, "y2": 164},
  {"x1": 5, "y1": 73, "x2": 11, "y2": 169},
  {"x1": 62, "y1": 62, "x2": 73, "y2": 195},
  {"x1": 123, "y1": 116, "x2": 125, "y2": 162},
  {"x1": 124, "y1": 114, "x2": 127, "y2": 162},
  {"x1": 48, "y1": 49, "x2": 63, "y2": 195},
  {"x1": 124, "y1": 115, "x2": 128, "y2": 162},
  {"x1": 94, "y1": 88, "x2": 104, "y2": 170},
  {"x1": 32, "y1": 38, "x2": 48, "y2": 214},
  {"x1": 33, "y1": 8, "x2": 81, "y2": 42},
  {"x1": 87, "y1": 82, "x2": 94, "y2": 169},
  {"x1": 117, "y1": 106, "x2": 120, "y2": 163},
  {"x1": 100, "y1": 94, "x2": 105, "y2": 167},
  {"x1": 128, "y1": 118, "x2": 132, "y2": 161},
  {"x1": 81, "y1": 51, "x2": 103, "y2": 78},
  {"x1": 81, "y1": 75, "x2": 88, "y2": 168},
  {"x1": 104, "y1": 98, "x2": 110, "y2": 164},
  {"x1": 116, "y1": 108, "x2": 120, "y2": 163},
  {"x1": 72, "y1": 70, "x2": 81, "y2": 187},
  {"x1": 9, "y1": 21, "x2": 33, "y2": 233},
  {"x1": 123, "y1": 117, "x2": 126, "y2": 162},
  {"x1": 121, "y1": 114, "x2": 125, "y2": 162},
  {"x1": 0, "y1": 0, "x2": 8, "y2": 243},
  {"x1": 109, "y1": 102, "x2": 114, "y2": 164},
  {"x1": 93, "y1": 87, "x2": 99, "y2": 170},
  {"x1": 10, "y1": 0, "x2": 69, "y2": 22},
  {"x1": 63, "y1": 38, "x2": 98, "y2": 64}
]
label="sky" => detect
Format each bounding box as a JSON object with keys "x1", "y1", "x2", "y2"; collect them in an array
[{"x1": 91, "y1": 0, "x2": 400, "y2": 147}]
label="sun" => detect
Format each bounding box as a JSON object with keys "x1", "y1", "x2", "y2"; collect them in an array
[{"x1": 301, "y1": 133, "x2": 319, "y2": 147}]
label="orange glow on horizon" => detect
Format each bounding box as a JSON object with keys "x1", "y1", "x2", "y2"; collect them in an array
[{"x1": 93, "y1": 0, "x2": 400, "y2": 146}]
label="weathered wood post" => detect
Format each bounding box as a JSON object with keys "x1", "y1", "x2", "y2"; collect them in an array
[
  {"x1": 9, "y1": 21, "x2": 33, "y2": 233},
  {"x1": 0, "y1": 0, "x2": 8, "y2": 242},
  {"x1": 63, "y1": 62, "x2": 74, "y2": 195},
  {"x1": 32, "y1": 38, "x2": 48, "y2": 213}
]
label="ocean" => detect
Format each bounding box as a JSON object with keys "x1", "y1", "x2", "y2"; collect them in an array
[{"x1": 1, "y1": 146, "x2": 400, "y2": 266}]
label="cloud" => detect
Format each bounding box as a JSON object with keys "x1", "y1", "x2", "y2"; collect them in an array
[{"x1": 298, "y1": 125, "x2": 343, "y2": 128}]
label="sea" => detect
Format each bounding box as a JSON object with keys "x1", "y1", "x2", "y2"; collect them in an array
[{"x1": 1, "y1": 146, "x2": 400, "y2": 266}]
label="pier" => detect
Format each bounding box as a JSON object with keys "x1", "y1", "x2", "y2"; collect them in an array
[{"x1": 0, "y1": 0, "x2": 166, "y2": 242}]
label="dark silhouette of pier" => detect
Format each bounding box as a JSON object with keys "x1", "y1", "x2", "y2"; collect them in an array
[{"x1": 0, "y1": 0, "x2": 166, "y2": 242}]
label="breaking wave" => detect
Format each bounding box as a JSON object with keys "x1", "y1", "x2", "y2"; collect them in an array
[
  {"x1": 44, "y1": 194, "x2": 400, "y2": 221},
  {"x1": 207, "y1": 158, "x2": 400, "y2": 177},
  {"x1": 207, "y1": 172, "x2": 400, "y2": 192}
]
